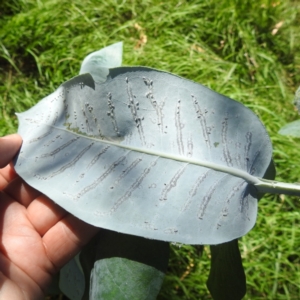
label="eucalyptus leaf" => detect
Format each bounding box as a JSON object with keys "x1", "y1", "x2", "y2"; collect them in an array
[
  {"x1": 279, "y1": 85, "x2": 300, "y2": 137},
  {"x1": 59, "y1": 255, "x2": 85, "y2": 300},
  {"x1": 79, "y1": 42, "x2": 123, "y2": 84},
  {"x1": 293, "y1": 85, "x2": 300, "y2": 113},
  {"x1": 15, "y1": 66, "x2": 273, "y2": 245},
  {"x1": 278, "y1": 119, "x2": 300, "y2": 137},
  {"x1": 90, "y1": 258, "x2": 165, "y2": 300},
  {"x1": 86, "y1": 230, "x2": 169, "y2": 300}
]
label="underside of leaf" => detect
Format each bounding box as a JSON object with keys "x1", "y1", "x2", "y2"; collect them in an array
[{"x1": 14, "y1": 67, "x2": 273, "y2": 245}]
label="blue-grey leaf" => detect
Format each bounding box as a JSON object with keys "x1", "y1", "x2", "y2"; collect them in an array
[
  {"x1": 90, "y1": 258, "x2": 165, "y2": 300},
  {"x1": 79, "y1": 42, "x2": 123, "y2": 83},
  {"x1": 14, "y1": 67, "x2": 272, "y2": 245},
  {"x1": 81, "y1": 229, "x2": 169, "y2": 300},
  {"x1": 293, "y1": 85, "x2": 300, "y2": 113},
  {"x1": 59, "y1": 254, "x2": 85, "y2": 300},
  {"x1": 278, "y1": 87, "x2": 300, "y2": 137},
  {"x1": 279, "y1": 85, "x2": 300, "y2": 138},
  {"x1": 278, "y1": 119, "x2": 300, "y2": 137}
]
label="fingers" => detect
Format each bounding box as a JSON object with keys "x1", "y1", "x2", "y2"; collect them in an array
[
  {"x1": 0, "y1": 162, "x2": 20, "y2": 188},
  {"x1": 3, "y1": 177, "x2": 68, "y2": 237},
  {"x1": 3, "y1": 177, "x2": 40, "y2": 207},
  {"x1": 0, "y1": 165, "x2": 16, "y2": 190},
  {"x1": 27, "y1": 195, "x2": 67, "y2": 236},
  {"x1": 0, "y1": 134, "x2": 22, "y2": 169},
  {"x1": 3, "y1": 175, "x2": 67, "y2": 237},
  {"x1": 42, "y1": 215, "x2": 100, "y2": 271},
  {"x1": 0, "y1": 134, "x2": 100, "y2": 283},
  {"x1": 0, "y1": 134, "x2": 22, "y2": 189},
  {"x1": 0, "y1": 192, "x2": 56, "y2": 296}
]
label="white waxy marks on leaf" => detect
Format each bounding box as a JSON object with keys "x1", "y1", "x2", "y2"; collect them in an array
[
  {"x1": 249, "y1": 150, "x2": 260, "y2": 175},
  {"x1": 87, "y1": 146, "x2": 110, "y2": 170},
  {"x1": 244, "y1": 132, "x2": 252, "y2": 171},
  {"x1": 164, "y1": 227, "x2": 179, "y2": 234},
  {"x1": 143, "y1": 220, "x2": 158, "y2": 231},
  {"x1": 110, "y1": 157, "x2": 143, "y2": 190},
  {"x1": 217, "y1": 180, "x2": 246, "y2": 229},
  {"x1": 243, "y1": 132, "x2": 262, "y2": 176},
  {"x1": 40, "y1": 137, "x2": 80, "y2": 158},
  {"x1": 29, "y1": 130, "x2": 53, "y2": 144},
  {"x1": 197, "y1": 177, "x2": 221, "y2": 220},
  {"x1": 181, "y1": 170, "x2": 209, "y2": 212},
  {"x1": 43, "y1": 134, "x2": 63, "y2": 148},
  {"x1": 76, "y1": 146, "x2": 110, "y2": 182},
  {"x1": 221, "y1": 114, "x2": 233, "y2": 167},
  {"x1": 160, "y1": 164, "x2": 187, "y2": 201},
  {"x1": 109, "y1": 158, "x2": 157, "y2": 214},
  {"x1": 49, "y1": 142, "x2": 94, "y2": 178},
  {"x1": 75, "y1": 156, "x2": 126, "y2": 200},
  {"x1": 126, "y1": 77, "x2": 146, "y2": 145},
  {"x1": 186, "y1": 136, "x2": 193, "y2": 158},
  {"x1": 239, "y1": 185, "x2": 251, "y2": 214},
  {"x1": 175, "y1": 100, "x2": 185, "y2": 156},
  {"x1": 191, "y1": 94, "x2": 211, "y2": 149},
  {"x1": 234, "y1": 142, "x2": 242, "y2": 169},
  {"x1": 106, "y1": 92, "x2": 120, "y2": 136},
  {"x1": 144, "y1": 76, "x2": 165, "y2": 131}
]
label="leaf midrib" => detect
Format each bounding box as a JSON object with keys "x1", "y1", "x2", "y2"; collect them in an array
[{"x1": 45, "y1": 123, "x2": 261, "y2": 185}]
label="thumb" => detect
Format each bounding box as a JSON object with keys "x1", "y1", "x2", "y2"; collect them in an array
[{"x1": 0, "y1": 134, "x2": 23, "y2": 168}]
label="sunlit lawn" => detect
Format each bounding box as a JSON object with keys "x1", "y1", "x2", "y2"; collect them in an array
[{"x1": 1, "y1": 0, "x2": 300, "y2": 299}]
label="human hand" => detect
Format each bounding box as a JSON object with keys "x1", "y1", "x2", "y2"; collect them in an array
[{"x1": 0, "y1": 134, "x2": 99, "y2": 299}]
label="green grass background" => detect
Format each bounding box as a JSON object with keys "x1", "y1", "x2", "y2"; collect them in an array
[{"x1": 1, "y1": 0, "x2": 300, "y2": 299}]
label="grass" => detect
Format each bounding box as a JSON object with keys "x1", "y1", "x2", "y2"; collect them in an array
[{"x1": 1, "y1": 0, "x2": 300, "y2": 299}]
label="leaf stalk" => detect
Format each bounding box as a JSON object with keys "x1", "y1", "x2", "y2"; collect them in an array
[{"x1": 255, "y1": 178, "x2": 300, "y2": 196}]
